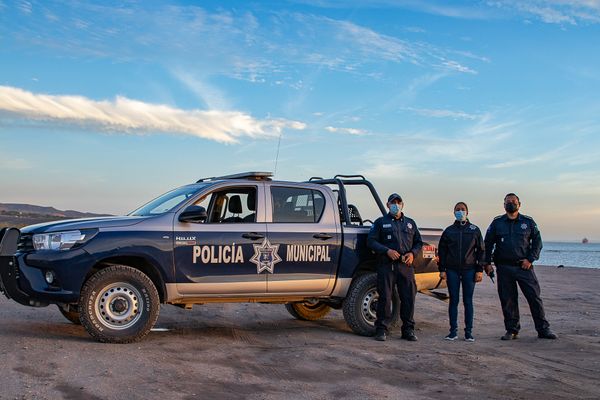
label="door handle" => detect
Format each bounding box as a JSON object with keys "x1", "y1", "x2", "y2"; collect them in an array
[
  {"x1": 242, "y1": 232, "x2": 265, "y2": 240},
  {"x1": 313, "y1": 233, "x2": 333, "y2": 240}
]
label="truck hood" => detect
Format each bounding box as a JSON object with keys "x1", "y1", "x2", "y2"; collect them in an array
[{"x1": 20, "y1": 215, "x2": 151, "y2": 234}]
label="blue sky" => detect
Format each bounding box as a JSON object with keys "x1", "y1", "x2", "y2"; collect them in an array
[{"x1": 1, "y1": 0, "x2": 600, "y2": 241}]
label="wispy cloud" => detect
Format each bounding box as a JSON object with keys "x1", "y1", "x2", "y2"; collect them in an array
[
  {"x1": 0, "y1": 86, "x2": 305, "y2": 144},
  {"x1": 325, "y1": 126, "x2": 368, "y2": 135},
  {"x1": 0, "y1": 153, "x2": 31, "y2": 170},
  {"x1": 1, "y1": 2, "x2": 484, "y2": 81},
  {"x1": 403, "y1": 107, "x2": 481, "y2": 120},
  {"x1": 489, "y1": 0, "x2": 600, "y2": 25}
]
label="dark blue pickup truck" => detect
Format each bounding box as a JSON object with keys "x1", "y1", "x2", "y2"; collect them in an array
[{"x1": 0, "y1": 173, "x2": 443, "y2": 343}]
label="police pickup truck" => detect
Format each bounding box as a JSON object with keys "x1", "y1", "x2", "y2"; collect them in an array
[{"x1": 0, "y1": 173, "x2": 443, "y2": 343}]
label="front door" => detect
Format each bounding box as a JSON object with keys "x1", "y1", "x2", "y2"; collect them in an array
[
  {"x1": 265, "y1": 185, "x2": 340, "y2": 294},
  {"x1": 174, "y1": 184, "x2": 268, "y2": 296}
]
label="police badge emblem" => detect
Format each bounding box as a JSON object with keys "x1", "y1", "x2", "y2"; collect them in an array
[
  {"x1": 470, "y1": 225, "x2": 476, "y2": 230},
  {"x1": 521, "y1": 223, "x2": 528, "y2": 230},
  {"x1": 250, "y1": 238, "x2": 282, "y2": 274},
  {"x1": 407, "y1": 223, "x2": 413, "y2": 229}
]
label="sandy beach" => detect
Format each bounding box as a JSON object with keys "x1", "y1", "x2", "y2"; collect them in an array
[{"x1": 0, "y1": 265, "x2": 598, "y2": 399}]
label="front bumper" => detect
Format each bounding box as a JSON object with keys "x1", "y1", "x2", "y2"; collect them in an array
[{"x1": 0, "y1": 227, "x2": 96, "y2": 306}]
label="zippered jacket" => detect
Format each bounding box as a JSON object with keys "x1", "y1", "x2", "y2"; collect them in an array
[{"x1": 438, "y1": 220, "x2": 484, "y2": 272}]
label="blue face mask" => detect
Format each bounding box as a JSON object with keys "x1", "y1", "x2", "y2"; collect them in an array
[
  {"x1": 390, "y1": 203, "x2": 402, "y2": 216},
  {"x1": 454, "y1": 210, "x2": 467, "y2": 221}
]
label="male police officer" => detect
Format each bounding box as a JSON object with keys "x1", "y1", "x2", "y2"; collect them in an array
[
  {"x1": 483, "y1": 193, "x2": 557, "y2": 340},
  {"x1": 368, "y1": 193, "x2": 423, "y2": 341}
]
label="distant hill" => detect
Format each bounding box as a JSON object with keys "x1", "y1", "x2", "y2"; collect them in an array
[{"x1": 0, "y1": 203, "x2": 112, "y2": 229}]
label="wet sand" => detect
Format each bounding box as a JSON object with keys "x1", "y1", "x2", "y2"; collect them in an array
[{"x1": 0, "y1": 265, "x2": 599, "y2": 399}]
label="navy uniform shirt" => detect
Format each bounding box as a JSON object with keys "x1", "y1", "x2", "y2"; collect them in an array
[
  {"x1": 368, "y1": 212, "x2": 423, "y2": 266},
  {"x1": 484, "y1": 213, "x2": 543, "y2": 265}
]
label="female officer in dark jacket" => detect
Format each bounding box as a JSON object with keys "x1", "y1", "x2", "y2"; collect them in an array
[{"x1": 438, "y1": 202, "x2": 485, "y2": 341}]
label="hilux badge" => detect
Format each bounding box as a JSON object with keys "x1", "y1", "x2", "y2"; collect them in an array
[{"x1": 250, "y1": 238, "x2": 282, "y2": 274}]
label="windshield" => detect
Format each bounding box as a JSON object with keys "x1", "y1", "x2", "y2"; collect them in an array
[{"x1": 129, "y1": 185, "x2": 206, "y2": 216}]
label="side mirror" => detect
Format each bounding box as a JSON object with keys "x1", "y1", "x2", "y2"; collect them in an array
[{"x1": 178, "y1": 205, "x2": 207, "y2": 223}]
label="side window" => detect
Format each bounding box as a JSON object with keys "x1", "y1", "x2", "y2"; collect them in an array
[
  {"x1": 194, "y1": 187, "x2": 257, "y2": 223},
  {"x1": 271, "y1": 187, "x2": 325, "y2": 223}
]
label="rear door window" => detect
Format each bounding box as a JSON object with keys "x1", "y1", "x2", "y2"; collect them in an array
[{"x1": 271, "y1": 187, "x2": 325, "y2": 223}]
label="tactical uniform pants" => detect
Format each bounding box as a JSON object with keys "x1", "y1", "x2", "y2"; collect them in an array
[
  {"x1": 375, "y1": 262, "x2": 417, "y2": 335},
  {"x1": 496, "y1": 264, "x2": 550, "y2": 334}
]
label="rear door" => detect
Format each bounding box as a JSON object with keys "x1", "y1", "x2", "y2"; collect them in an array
[
  {"x1": 173, "y1": 183, "x2": 268, "y2": 296},
  {"x1": 265, "y1": 184, "x2": 341, "y2": 294}
]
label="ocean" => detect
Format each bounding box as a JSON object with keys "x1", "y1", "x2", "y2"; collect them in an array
[{"x1": 537, "y1": 241, "x2": 600, "y2": 269}]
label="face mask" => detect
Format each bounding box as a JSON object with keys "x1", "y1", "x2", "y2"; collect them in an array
[
  {"x1": 505, "y1": 203, "x2": 519, "y2": 213},
  {"x1": 454, "y1": 210, "x2": 467, "y2": 221},
  {"x1": 389, "y1": 204, "x2": 402, "y2": 216}
]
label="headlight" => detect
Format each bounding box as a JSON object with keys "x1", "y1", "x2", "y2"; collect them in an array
[{"x1": 32, "y1": 229, "x2": 97, "y2": 251}]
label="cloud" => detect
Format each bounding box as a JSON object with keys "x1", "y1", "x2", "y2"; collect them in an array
[
  {"x1": 403, "y1": 107, "x2": 481, "y2": 120},
  {"x1": 489, "y1": 0, "x2": 600, "y2": 25},
  {"x1": 325, "y1": 126, "x2": 368, "y2": 135},
  {"x1": 0, "y1": 86, "x2": 305, "y2": 144},
  {"x1": 1, "y1": 2, "x2": 484, "y2": 81},
  {"x1": 0, "y1": 153, "x2": 31, "y2": 170}
]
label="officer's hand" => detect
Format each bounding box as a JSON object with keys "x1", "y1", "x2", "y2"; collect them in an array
[
  {"x1": 483, "y1": 264, "x2": 494, "y2": 276},
  {"x1": 386, "y1": 249, "x2": 401, "y2": 261},
  {"x1": 402, "y1": 252, "x2": 414, "y2": 266},
  {"x1": 475, "y1": 272, "x2": 483, "y2": 283},
  {"x1": 439, "y1": 272, "x2": 446, "y2": 280},
  {"x1": 520, "y1": 259, "x2": 532, "y2": 270}
]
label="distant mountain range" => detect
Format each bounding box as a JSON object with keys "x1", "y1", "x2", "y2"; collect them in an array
[{"x1": 0, "y1": 203, "x2": 112, "y2": 229}]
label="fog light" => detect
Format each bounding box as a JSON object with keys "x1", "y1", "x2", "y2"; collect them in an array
[{"x1": 45, "y1": 270, "x2": 56, "y2": 284}]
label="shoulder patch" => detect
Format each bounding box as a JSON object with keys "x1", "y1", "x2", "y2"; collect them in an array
[
  {"x1": 469, "y1": 224, "x2": 477, "y2": 230},
  {"x1": 493, "y1": 215, "x2": 503, "y2": 220}
]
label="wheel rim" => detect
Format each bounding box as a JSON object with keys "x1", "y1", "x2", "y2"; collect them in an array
[
  {"x1": 361, "y1": 288, "x2": 378, "y2": 326},
  {"x1": 94, "y1": 282, "x2": 143, "y2": 330}
]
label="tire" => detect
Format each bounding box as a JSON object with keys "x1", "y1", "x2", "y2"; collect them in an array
[
  {"x1": 285, "y1": 301, "x2": 332, "y2": 321},
  {"x1": 79, "y1": 265, "x2": 160, "y2": 343},
  {"x1": 57, "y1": 304, "x2": 81, "y2": 325},
  {"x1": 342, "y1": 272, "x2": 399, "y2": 336}
]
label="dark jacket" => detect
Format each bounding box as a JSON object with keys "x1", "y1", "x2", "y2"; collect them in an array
[
  {"x1": 484, "y1": 213, "x2": 543, "y2": 265},
  {"x1": 367, "y1": 213, "x2": 423, "y2": 266},
  {"x1": 438, "y1": 220, "x2": 485, "y2": 272}
]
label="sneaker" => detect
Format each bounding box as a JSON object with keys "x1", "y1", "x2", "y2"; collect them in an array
[
  {"x1": 374, "y1": 331, "x2": 387, "y2": 341},
  {"x1": 402, "y1": 332, "x2": 418, "y2": 342},
  {"x1": 465, "y1": 333, "x2": 475, "y2": 342},
  {"x1": 538, "y1": 330, "x2": 558, "y2": 340},
  {"x1": 444, "y1": 333, "x2": 458, "y2": 341},
  {"x1": 500, "y1": 332, "x2": 518, "y2": 340}
]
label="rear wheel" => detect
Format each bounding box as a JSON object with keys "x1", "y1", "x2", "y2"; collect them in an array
[
  {"x1": 57, "y1": 304, "x2": 81, "y2": 325},
  {"x1": 285, "y1": 301, "x2": 332, "y2": 321},
  {"x1": 342, "y1": 272, "x2": 399, "y2": 336},
  {"x1": 79, "y1": 265, "x2": 160, "y2": 343}
]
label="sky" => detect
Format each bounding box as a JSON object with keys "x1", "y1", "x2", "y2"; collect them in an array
[{"x1": 1, "y1": 0, "x2": 600, "y2": 241}]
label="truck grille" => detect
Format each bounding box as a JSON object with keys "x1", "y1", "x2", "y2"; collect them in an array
[{"x1": 17, "y1": 233, "x2": 34, "y2": 252}]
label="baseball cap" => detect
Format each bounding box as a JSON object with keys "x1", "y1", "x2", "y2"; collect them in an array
[{"x1": 387, "y1": 193, "x2": 402, "y2": 203}]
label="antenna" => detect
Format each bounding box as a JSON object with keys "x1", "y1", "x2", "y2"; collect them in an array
[{"x1": 273, "y1": 131, "x2": 283, "y2": 177}]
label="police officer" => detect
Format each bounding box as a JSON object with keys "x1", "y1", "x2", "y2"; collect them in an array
[
  {"x1": 438, "y1": 201, "x2": 485, "y2": 342},
  {"x1": 483, "y1": 193, "x2": 557, "y2": 340},
  {"x1": 368, "y1": 193, "x2": 423, "y2": 341}
]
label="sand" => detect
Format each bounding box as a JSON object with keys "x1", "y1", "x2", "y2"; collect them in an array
[{"x1": 0, "y1": 265, "x2": 598, "y2": 399}]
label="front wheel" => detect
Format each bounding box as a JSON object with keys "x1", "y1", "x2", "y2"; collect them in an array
[
  {"x1": 342, "y1": 272, "x2": 399, "y2": 336},
  {"x1": 79, "y1": 265, "x2": 160, "y2": 343},
  {"x1": 285, "y1": 301, "x2": 332, "y2": 321}
]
